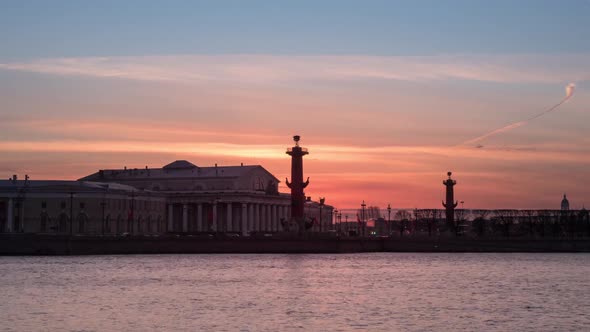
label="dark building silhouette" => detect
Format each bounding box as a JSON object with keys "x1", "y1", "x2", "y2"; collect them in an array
[{"x1": 442, "y1": 171, "x2": 458, "y2": 226}]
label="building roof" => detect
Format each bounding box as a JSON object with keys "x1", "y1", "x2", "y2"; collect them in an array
[
  {"x1": 78, "y1": 160, "x2": 279, "y2": 182},
  {"x1": 0, "y1": 180, "x2": 142, "y2": 194}
]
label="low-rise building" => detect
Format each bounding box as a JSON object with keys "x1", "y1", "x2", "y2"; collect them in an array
[
  {"x1": 0, "y1": 180, "x2": 166, "y2": 235},
  {"x1": 1, "y1": 160, "x2": 333, "y2": 236}
]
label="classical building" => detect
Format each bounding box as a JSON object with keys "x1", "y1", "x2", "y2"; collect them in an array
[
  {"x1": 0, "y1": 179, "x2": 166, "y2": 235},
  {"x1": 79, "y1": 160, "x2": 293, "y2": 235},
  {"x1": 1, "y1": 159, "x2": 332, "y2": 236}
]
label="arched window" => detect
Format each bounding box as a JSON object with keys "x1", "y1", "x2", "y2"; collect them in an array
[
  {"x1": 137, "y1": 216, "x2": 143, "y2": 234},
  {"x1": 116, "y1": 215, "x2": 123, "y2": 234},
  {"x1": 105, "y1": 215, "x2": 111, "y2": 234},
  {"x1": 127, "y1": 217, "x2": 133, "y2": 234},
  {"x1": 58, "y1": 213, "x2": 69, "y2": 233},
  {"x1": 40, "y1": 212, "x2": 49, "y2": 233},
  {"x1": 77, "y1": 213, "x2": 88, "y2": 234}
]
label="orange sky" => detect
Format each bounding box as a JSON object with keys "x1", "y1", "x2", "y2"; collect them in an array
[{"x1": 0, "y1": 55, "x2": 589, "y2": 209}]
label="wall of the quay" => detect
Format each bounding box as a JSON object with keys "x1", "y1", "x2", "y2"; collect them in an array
[{"x1": 1, "y1": 234, "x2": 590, "y2": 255}]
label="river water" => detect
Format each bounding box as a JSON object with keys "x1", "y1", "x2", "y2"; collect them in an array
[{"x1": 0, "y1": 253, "x2": 589, "y2": 331}]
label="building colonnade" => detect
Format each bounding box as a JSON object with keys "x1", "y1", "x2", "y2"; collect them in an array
[{"x1": 167, "y1": 201, "x2": 291, "y2": 235}]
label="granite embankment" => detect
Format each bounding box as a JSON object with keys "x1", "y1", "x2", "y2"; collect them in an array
[{"x1": 1, "y1": 234, "x2": 590, "y2": 255}]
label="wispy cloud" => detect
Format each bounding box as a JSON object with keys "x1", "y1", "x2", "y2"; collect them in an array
[
  {"x1": 1, "y1": 54, "x2": 588, "y2": 84},
  {"x1": 0, "y1": 139, "x2": 588, "y2": 165}
]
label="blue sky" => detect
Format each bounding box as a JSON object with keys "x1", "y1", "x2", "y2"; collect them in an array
[{"x1": 1, "y1": 0, "x2": 590, "y2": 58}]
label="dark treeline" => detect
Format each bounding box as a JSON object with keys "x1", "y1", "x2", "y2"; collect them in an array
[{"x1": 385, "y1": 209, "x2": 590, "y2": 238}]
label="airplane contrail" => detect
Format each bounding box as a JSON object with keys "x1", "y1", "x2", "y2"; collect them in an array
[{"x1": 461, "y1": 83, "x2": 576, "y2": 147}]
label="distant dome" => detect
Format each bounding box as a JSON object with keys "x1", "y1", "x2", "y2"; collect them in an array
[{"x1": 561, "y1": 194, "x2": 570, "y2": 211}]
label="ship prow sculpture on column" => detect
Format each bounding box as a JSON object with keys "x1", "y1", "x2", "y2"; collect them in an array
[{"x1": 284, "y1": 135, "x2": 310, "y2": 235}]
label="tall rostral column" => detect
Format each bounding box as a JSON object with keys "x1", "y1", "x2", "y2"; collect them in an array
[
  {"x1": 442, "y1": 171, "x2": 458, "y2": 226},
  {"x1": 286, "y1": 135, "x2": 309, "y2": 223}
]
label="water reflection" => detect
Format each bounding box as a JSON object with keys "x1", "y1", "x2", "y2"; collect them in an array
[{"x1": 0, "y1": 253, "x2": 588, "y2": 331}]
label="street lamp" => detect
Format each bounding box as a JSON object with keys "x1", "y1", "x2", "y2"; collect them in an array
[
  {"x1": 387, "y1": 203, "x2": 392, "y2": 236},
  {"x1": 319, "y1": 197, "x2": 325, "y2": 233},
  {"x1": 129, "y1": 190, "x2": 136, "y2": 234},
  {"x1": 361, "y1": 200, "x2": 366, "y2": 237},
  {"x1": 345, "y1": 214, "x2": 349, "y2": 235},
  {"x1": 334, "y1": 208, "x2": 338, "y2": 233},
  {"x1": 69, "y1": 192, "x2": 75, "y2": 235},
  {"x1": 101, "y1": 196, "x2": 107, "y2": 236}
]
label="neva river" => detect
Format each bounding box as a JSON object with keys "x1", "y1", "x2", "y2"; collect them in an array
[{"x1": 1, "y1": 254, "x2": 589, "y2": 331}]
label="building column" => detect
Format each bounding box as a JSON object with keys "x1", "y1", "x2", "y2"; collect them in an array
[
  {"x1": 258, "y1": 204, "x2": 264, "y2": 231},
  {"x1": 259, "y1": 204, "x2": 265, "y2": 231},
  {"x1": 278, "y1": 205, "x2": 283, "y2": 231},
  {"x1": 241, "y1": 203, "x2": 248, "y2": 236},
  {"x1": 211, "y1": 202, "x2": 218, "y2": 232},
  {"x1": 18, "y1": 200, "x2": 25, "y2": 233},
  {"x1": 248, "y1": 203, "x2": 254, "y2": 234},
  {"x1": 226, "y1": 202, "x2": 233, "y2": 233},
  {"x1": 254, "y1": 203, "x2": 260, "y2": 231},
  {"x1": 266, "y1": 204, "x2": 271, "y2": 231},
  {"x1": 272, "y1": 205, "x2": 278, "y2": 232},
  {"x1": 6, "y1": 199, "x2": 13, "y2": 233},
  {"x1": 197, "y1": 203, "x2": 203, "y2": 232},
  {"x1": 270, "y1": 204, "x2": 277, "y2": 232},
  {"x1": 167, "y1": 204, "x2": 174, "y2": 232},
  {"x1": 265, "y1": 204, "x2": 270, "y2": 231},
  {"x1": 182, "y1": 204, "x2": 188, "y2": 233}
]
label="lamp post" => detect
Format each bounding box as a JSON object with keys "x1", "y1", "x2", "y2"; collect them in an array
[
  {"x1": 100, "y1": 184, "x2": 109, "y2": 235},
  {"x1": 329, "y1": 208, "x2": 334, "y2": 231},
  {"x1": 334, "y1": 208, "x2": 338, "y2": 233},
  {"x1": 69, "y1": 192, "x2": 74, "y2": 235},
  {"x1": 414, "y1": 208, "x2": 418, "y2": 237},
  {"x1": 338, "y1": 212, "x2": 342, "y2": 234},
  {"x1": 361, "y1": 200, "x2": 366, "y2": 237},
  {"x1": 345, "y1": 214, "x2": 349, "y2": 235},
  {"x1": 130, "y1": 190, "x2": 136, "y2": 234},
  {"x1": 387, "y1": 203, "x2": 392, "y2": 236},
  {"x1": 101, "y1": 197, "x2": 107, "y2": 236},
  {"x1": 319, "y1": 197, "x2": 325, "y2": 233}
]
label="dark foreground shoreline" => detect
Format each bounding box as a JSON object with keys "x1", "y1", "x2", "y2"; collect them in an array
[{"x1": 1, "y1": 234, "x2": 590, "y2": 255}]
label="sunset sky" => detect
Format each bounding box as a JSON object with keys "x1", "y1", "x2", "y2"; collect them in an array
[{"x1": 1, "y1": 1, "x2": 589, "y2": 209}]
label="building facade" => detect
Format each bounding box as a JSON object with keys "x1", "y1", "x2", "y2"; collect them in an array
[
  {"x1": 1, "y1": 160, "x2": 333, "y2": 236},
  {"x1": 0, "y1": 180, "x2": 166, "y2": 235}
]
